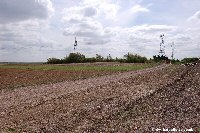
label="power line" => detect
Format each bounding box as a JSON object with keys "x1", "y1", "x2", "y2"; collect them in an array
[
  {"x1": 74, "y1": 37, "x2": 78, "y2": 52},
  {"x1": 159, "y1": 34, "x2": 165, "y2": 56},
  {"x1": 171, "y1": 42, "x2": 175, "y2": 60}
]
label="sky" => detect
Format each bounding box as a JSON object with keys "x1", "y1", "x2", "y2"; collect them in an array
[{"x1": 0, "y1": 0, "x2": 200, "y2": 62}]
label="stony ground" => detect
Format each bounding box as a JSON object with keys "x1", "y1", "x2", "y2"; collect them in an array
[{"x1": 0, "y1": 63, "x2": 199, "y2": 132}]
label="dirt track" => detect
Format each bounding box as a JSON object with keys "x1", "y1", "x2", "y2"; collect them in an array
[{"x1": 0, "y1": 64, "x2": 199, "y2": 132}]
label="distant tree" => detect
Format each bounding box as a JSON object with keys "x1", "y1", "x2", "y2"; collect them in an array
[
  {"x1": 84, "y1": 57, "x2": 96, "y2": 63},
  {"x1": 181, "y1": 57, "x2": 199, "y2": 64},
  {"x1": 106, "y1": 54, "x2": 114, "y2": 62},
  {"x1": 124, "y1": 53, "x2": 147, "y2": 63},
  {"x1": 67, "y1": 53, "x2": 85, "y2": 63},
  {"x1": 46, "y1": 52, "x2": 150, "y2": 64},
  {"x1": 47, "y1": 58, "x2": 61, "y2": 64},
  {"x1": 96, "y1": 54, "x2": 104, "y2": 62},
  {"x1": 171, "y1": 59, "x2": 180, "y2": 64},
  {"x1": 153, "y1": 55, "x2": 169, "y2": 62}
]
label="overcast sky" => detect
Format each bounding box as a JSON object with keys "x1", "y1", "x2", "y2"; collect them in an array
[{"x1": 0, "y1": 0, "x2": 200, "y2": 62}]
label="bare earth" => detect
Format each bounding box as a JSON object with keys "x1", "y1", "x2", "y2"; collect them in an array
[
  {"x1": 0, "y1": 68, "x2": 115, "y2": 90},
  {"x1": 0, "y1": 64, "x2": 200, "y2": 132},
  {"x1": 0, "y1": 62, "x2": 154, "y2": 90}
]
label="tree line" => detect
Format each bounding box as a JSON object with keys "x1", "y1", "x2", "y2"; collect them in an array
[
  {"x1": 47, "y1": 52, "x2": 199, "y2": 64},
  {"x1": 47, "y1": 52, "x2": 148, "y2": 64}
]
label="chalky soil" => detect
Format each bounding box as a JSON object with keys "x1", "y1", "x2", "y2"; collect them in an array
[{"x1": 0, "y1": 64, "x2": 199, "y2": 132}]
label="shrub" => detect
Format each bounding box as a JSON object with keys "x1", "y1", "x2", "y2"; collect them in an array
[
  {"x1": 171, "y1": 59, "x2": 180, "y2": 64},
  {"x1": 96, "y1": 54, "x2": 104, "y2": 62},
  {"x1": 47, "y1": 58, "x2": 61, "y2": 64},
  {"x1": 181, "y1": 57, "x2": 199, "y2": 64},
  {"x1": 46, "y1": 52, "x2": 150, "y2": 64},
  {"x1": 66, "y1": 53, "x2": 85, "y2": 63},
  {"x1": 153, "y1": 55, "x2": 169, "y2": 62},
  {"x1": 105, "y1": 54, "x2": 114, "y2": 62},
  {"x1": 124, "y1": 53, "x2": 148, "y2": 63},
  {"x1": 84, "y1": 57, "x2": 96, "y2": 63}
]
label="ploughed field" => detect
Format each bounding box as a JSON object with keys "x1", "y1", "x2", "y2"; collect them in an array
[
  {"x1": 0, "y1": 62, "x2": 200, "y2": 132},
  {"x1": 0, "y1": 63, "x2": 155, "y2": 90}
]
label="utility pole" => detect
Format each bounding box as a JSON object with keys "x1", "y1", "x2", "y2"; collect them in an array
[
  {"x1": 171, "y1": 42, "x2": 175, "y2": 60},
  {"x1": 159, "y1": 34, "x2": 165, "y2": 56},
  {"x1": 74, "y1": 37, "x2": 78, "y2": 52}
]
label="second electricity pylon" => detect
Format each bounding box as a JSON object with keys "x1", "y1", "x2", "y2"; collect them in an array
[
  {"x1": 171, "y1": 42, "x2": 175, "y2": 60},
  {"x1": 159, "y1": 34, "x2": 165, "y2": 56},
  {"x1": 74, "y1": 37, "x2": 78, "y2": 52}
]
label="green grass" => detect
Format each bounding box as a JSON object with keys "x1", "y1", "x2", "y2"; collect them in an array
[
  {"x1": 0, "y1": 63, "x2": 156, "y2": 72},
  {"x1": 7, "y1": 127, "x2": 15, "y2": 132}
]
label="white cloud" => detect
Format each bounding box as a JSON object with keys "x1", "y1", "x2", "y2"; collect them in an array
[
  {"x1": 98, "y1": 2, "x2": 120, "y2": 20},
  {"x1": 63, "y1": 0, "x2": 119, "y2": 21},
  {"x1": 83, "y1": 7, "x2": 98, "y2": 17},
  {"x1": 132, "y1": 24, "x2": 176, "y2": 32},
  {"x1": 63, "y1": 18, "x2": 112, "y2": 45},
  {"x1": 187, "y1": 10, "x2": 200, "y2": 22},
  {"x1": 1, "y1": 0, "x2": 200, "y2": 61},
  {"x1": 130, "y1": 5, "x2": 149, "y2": 13},
  {"x1": 62, "y1": 0, "x2": 179, "y2": 58},
  {"x1": 0, "y1": 21, "x2": 54, "y2": 49},
  {"x1": 0, "y1": 0, "x2": 54, "y2": 24},
  {"x1": 115, "y1": 4, "x2": 150, "y2": 26},
  {"x1": 62, "y1": 1, "x2": 120, "y2": 46},
  {"x1": 0, "y1": 0, "x2": 57, "y2": 62}
]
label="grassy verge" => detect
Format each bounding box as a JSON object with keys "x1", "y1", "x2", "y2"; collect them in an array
[{"x1": 0, "y1": 63, "x2": 156, "y2": 72}]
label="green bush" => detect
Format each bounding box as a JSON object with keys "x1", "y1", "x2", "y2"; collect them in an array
[
  {"x1": 84, "y1": 57, "x2": 96, "y2": 63},
  {"x1": 47, "y1": 58, "x2": 61, "y2": 64},
  {"x1": 66, "y1": 53, "x2": 85, "y2": 63},
  {"x1": 47, "y1": 52, "x2": 151, "y2": 64},
  {"x1": 171, "y1": 59, "x2": 180, "y2": 64},
  {"x1": 153, "y1": 55, "x2": 169, "y2": 62},
  {"x1": 124, "y1": 53, "x2": 148, "y2": 63},
  {"x1": 96, "y1": 54, "x2": 104, "y2": 62},
  {"x1": 106, "y1": 54, "x2": 114, "y2": 62},
  {"x1": 181, "y1": 57, "x2": 199, "y2": 64}
]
